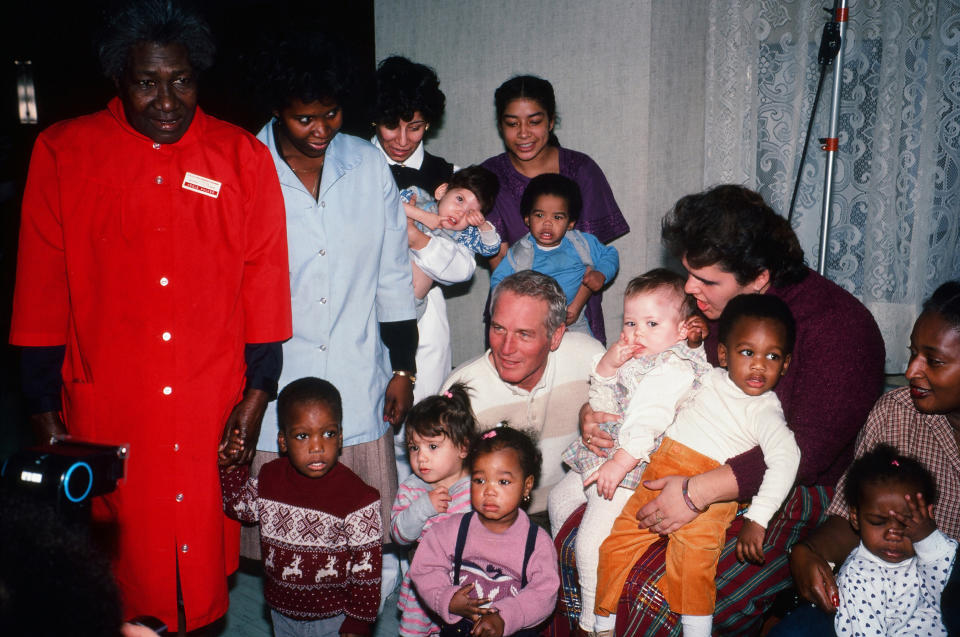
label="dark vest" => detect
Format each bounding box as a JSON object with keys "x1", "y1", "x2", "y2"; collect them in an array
[{"x1": 389, "y1": 152, "x2": 455, "y2": 193}]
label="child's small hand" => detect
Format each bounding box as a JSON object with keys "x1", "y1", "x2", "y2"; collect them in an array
[
  {"x1": 428, "y1": 485, "x2": 451, "y2": 513},
  {"x1": 684, "y1": 314, "x2": 709, "y2": 348},
  {"x1": 449, "y1": 583, "x2": 492, "y2": 621},
  {"x1": 217, "y1": 428, "x2": 245, "y2": 469},
  {"x1": 890, "y1": 492, "x2": 937, "y2": 543},
  {"x1": 465, "y1": 210, "x2": 487, "y2": 228},
  {"x1": 736, "y1": 519, "x2": 767, "y2": 564},
  {"x1": 581, "y1": 269, "x2": 607, "y2": 293},
  {"x1": 596, "y1": 334, "x2": 642, "y2": 377},
  {"x1": 470, "y1": 610, "x2": 505, "y2": 637},
  {"x1": 584, "y1": 458, "x2": 630, "y2": 500},
  {"x1": 404, "y1": 201, "x2": 441, "y2": 230},
  {"x1": 566, "y1": 303, "x2": 584, "y2": 326}
]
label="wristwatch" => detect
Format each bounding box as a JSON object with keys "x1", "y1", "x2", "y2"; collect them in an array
[{"x1": 392, "y1": 370, "x2": 416, "y2": 385}]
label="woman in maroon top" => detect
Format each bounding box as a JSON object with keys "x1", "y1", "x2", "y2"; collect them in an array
[
  {"x1": 481, "y1": 75, "x2": 628, "y2": 344},
  {"x1": 574, "y1": 185, "x2": 886, "y2": 634}
]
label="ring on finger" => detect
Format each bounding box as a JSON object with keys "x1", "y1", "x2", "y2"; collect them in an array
[
  {"x1": 585, "y1": 435, "x2": 593, "y2": 444},
  {"x1": 655, "y1": 511, "x2": 663, "y2": 524}
]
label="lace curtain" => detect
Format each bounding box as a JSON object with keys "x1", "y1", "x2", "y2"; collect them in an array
[{"x1": 703, "y1": 0, "x2": 960, "y2": 372}]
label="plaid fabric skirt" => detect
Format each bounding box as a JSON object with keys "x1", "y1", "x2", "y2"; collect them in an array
[{"x1": 548, "y1": 485, "x2": 833, "y2": 636}]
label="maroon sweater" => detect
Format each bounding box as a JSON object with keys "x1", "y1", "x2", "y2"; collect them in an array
[
  {"x1": 221, "y1": 460, "x2": 381, "y2": 634},
  {"x1": 703, "y1": 268, "x2": 886, "y2": 497}
]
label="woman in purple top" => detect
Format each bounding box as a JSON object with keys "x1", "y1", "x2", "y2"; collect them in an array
[{"x1": 481, "y1": 75, "x2": 628, "y2": 344}]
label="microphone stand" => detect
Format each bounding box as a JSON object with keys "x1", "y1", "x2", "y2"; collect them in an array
[{"x1": 816, "y1": 0, "x2": 849, "y2": 275}]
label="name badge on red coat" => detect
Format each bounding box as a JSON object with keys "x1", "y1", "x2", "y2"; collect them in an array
[{"x1": 181, "y1": 172, "x2": 222, "y2": 199}]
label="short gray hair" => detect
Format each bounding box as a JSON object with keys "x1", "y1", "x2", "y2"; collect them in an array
[
  {"x1": 97, "y1": 0, "x2": 216, "y2": 79},
  {"x1": 490, "y1": 271, "x2": 567, "y2": 335}
]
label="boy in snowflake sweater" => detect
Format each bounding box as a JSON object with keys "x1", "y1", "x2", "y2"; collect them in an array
[{"x1": 220, "y1": 377, "x2": 382, "y2": 636}]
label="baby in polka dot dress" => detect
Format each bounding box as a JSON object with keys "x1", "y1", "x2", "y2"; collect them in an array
[{"x1": 835, "y1": 443, "x2": 957, "y2": 636}]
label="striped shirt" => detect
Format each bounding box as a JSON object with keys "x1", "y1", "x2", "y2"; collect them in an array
[{"x1": 392, "y1": 474, "x2": 472, "y2": 636}]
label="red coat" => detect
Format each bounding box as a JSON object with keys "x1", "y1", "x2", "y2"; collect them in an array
[{"x1": 10, "y1": 98, "x2": 292, "y2": 630}]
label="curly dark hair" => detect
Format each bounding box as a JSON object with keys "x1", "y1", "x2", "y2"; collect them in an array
[
  {"x1": 277, "y1": 377, "x2": 343, "y2": 433},
  {"x1": 718, "y1": 293, "x2": 797, "y2": 355},
  {"x1": 447, "y1": 165, "x2": 500, "y2": 216},
  {"x1": 253, "y1": 27, "x2": 360, "y2": 112},
  {"x1": 624, "y1": 268, "x2": 699, "y2": 321},
  {"x1": 520, "y1": 173, "x2": 583, "y2": 223},
  {"x1": 97, "y1": 0, "x2": 215, "y2": 79},
  {"x1": 494, "y1": 75, "x2": 560, "y2": 147},
  {"x1": 843, "y1": 443, "x2": 938, "y2": 510},
  {"x1": 372, "y1": 56, "x2": 445, "y2": 127},
  {"x1": 661, "y1": 184, "x2": 807, "y2": 287},
  {"x1": 467, "y1": 425, "x2": 542, "y2": 490},
  {"x1": 405, "y1": 383, "x2": 477, "y2": 450},
  {"x1": 921, "y1": 280, "x2": 960, "y2": 331}
]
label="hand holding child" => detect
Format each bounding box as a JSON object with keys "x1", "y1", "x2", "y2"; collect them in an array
[
  {"x1": 217, "y1": 427, "x2": 245, "y2": 470},
  {"x1": 581, "y1": 268, "x2": 607, "y2": 293},
  {"x1": 449, "y1": 583, "x2": 493, "y2": 622},
  {"x1": 429, "y1": 485, "x2": 452, "y2": 513},
  {"x1": 736, "y1": 519, "x2": 767, "y2": 565},
  {"x1": 890, "y1": 492, "x2": 937, "y2": 544}
]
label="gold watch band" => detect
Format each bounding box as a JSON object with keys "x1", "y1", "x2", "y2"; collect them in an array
[{"x1": 392, "y1": 370, "x2": 417, "y2": 385}]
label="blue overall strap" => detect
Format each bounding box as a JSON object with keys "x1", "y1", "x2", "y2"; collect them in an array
[
  {"x1": 520, "y1": 518, "x2": 538, "y2": 588},
  {"x1": 452, "y1": 511, "x2": 474, "y2": 584}
]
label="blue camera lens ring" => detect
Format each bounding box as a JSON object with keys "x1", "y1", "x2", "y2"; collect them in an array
[{"x1": 64, "y1": 461, "x2": 93, "y2": 502}]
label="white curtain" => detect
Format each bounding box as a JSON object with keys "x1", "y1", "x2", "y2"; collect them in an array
[{"x1": 703, "y1": 0, "x2": 960, "y2": 372}]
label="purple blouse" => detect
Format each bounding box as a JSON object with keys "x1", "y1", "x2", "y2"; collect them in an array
[{"x1": 481, "y1": 148, "x2": 629, "y2": 343}]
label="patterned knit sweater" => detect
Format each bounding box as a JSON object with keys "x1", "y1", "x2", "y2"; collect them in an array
[{"x1": 220, "y1": 460, "x2": 381, "y2": 633}]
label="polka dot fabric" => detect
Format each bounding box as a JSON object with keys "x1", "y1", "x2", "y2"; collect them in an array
[{"x1": 835, "y1": 533, "x2": 957, "y2": 636}]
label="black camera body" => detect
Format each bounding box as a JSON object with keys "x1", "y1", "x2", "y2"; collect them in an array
[{"x1": 1, "y1": 438, "x2": 127, "y2": 509}]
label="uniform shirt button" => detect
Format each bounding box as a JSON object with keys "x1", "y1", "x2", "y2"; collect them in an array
[
  {"x1": 176, "y1": 493, "x2": 183, "y2": 502},
  {"x1": 153, "y1": 142, "x2": 161, "y2": 149},
  {"x1": 321, "y1": 201, "x2": 326, "y2": 208},
  {"x1": 319, "y1": 344, "x2": 327, "y2": 351},
  {"x1": 181, "y1": 544, "x2": 189, "y2": 553},
  {"x1": 160, "y1": 277, "x2": 169, "y2": 286},
  {"x1": 174, "y1": 443, "x2": 180, "y2": 451},
  {"x1": 155, "y1": 176, "x2": 163, "y2": 184},
  {"x1": 162, "y1": 332, "x2": 172, "y2": 341},
  {"x1": 320, "y1": 297, "x2": 327, "y2": 304},
  {"x1": 318, "y1": 249, "x2": 326, "y2": 256},
  {"x1": 162, "y1": 386, "x2": 173, "y2": 395}
]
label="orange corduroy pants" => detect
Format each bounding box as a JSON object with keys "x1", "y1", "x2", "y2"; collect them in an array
[{"x1": 595, "y1": 437, "x2": 739, "y2": 617}]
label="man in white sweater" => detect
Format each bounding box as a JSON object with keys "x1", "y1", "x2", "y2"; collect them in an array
[{"x1": 443, "y1": 271, "x2": 604, "y2": 517}]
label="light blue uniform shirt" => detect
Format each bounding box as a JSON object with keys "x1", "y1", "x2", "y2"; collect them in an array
[{"x1": 256, "y1": 122, "x2": 416, "y2": 450}]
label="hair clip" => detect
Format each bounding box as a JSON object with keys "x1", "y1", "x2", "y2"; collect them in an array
[
  {"x1": 483, "y1": 430, "x2": 497, "y2": 439},
  {"x1": 891, "y1": 459, "x2": 900, "y2": 467},
  {"x1": 443, "y1": 391, "x2": 452, "y2": 398}
]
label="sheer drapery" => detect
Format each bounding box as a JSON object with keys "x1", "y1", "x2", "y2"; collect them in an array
[{"x1": 704, "y1": 0, "x2": 960, "y2": 372}]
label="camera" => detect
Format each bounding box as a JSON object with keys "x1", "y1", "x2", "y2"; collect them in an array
[{"x1": 1, "y1": 437, "x2": 127, "y2": 513}]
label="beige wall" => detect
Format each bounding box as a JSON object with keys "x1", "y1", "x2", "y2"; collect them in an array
[{"x1": 375, "y1": 0, "x2": 708, "y2": 365}]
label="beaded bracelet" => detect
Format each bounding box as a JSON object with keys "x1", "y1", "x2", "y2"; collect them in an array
[{"x1": 682, "y1": 477, "x2": 707, "y2": 513}]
